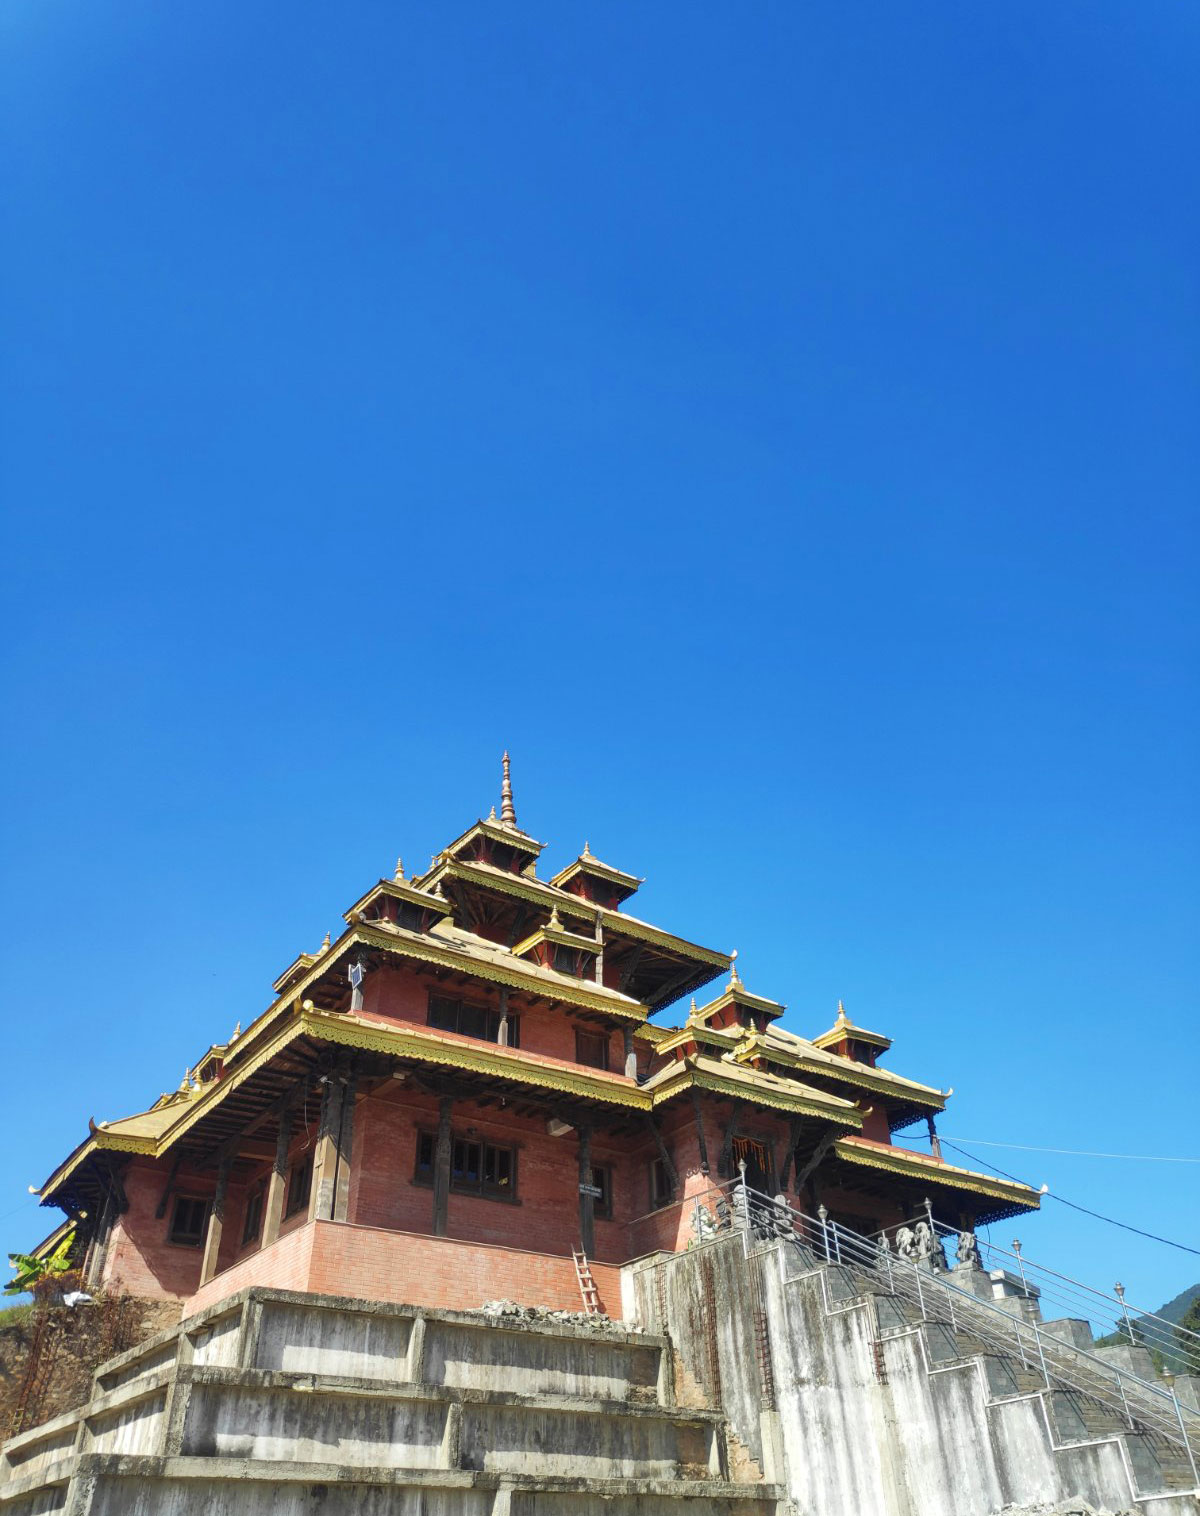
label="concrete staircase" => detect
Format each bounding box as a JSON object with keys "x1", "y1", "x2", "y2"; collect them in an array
[
  {"x1": 0, "y1": 1287, "x2": 783, "y2": 1516},
  {"x1": 816, "y1": 1250, "x2": 1200, "y2": 1509}
]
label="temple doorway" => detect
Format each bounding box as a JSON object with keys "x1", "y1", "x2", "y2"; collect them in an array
[{"x1": 732, "y1": 1136, "x2": 773, "y2": 1193}]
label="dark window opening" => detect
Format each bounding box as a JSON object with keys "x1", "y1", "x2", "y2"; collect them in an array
[
  {"x1": 575, "y1": 1029, "x2": 609, "y2": 1071},
  {"x1": 427, "y1": 995, "x2": 519, "y2": 1047},
  {"x1": 414, "y1": 1130, "x2": 517, "y2": 1200},
  {"x1": 650, "y1": 1157, "x2": 673, "y2": 1210},
  {"x1": 591, "y1": 1165, "x2": 613, "y2": 1220},
  {"x1": 285, "y1": 1155, "x2": 313, "y2": 1218},
  {"x1": 241, "y1": 1182, "x2": 266, "y2": 1246},
  {"x1": 168, "y1": 1195, "x2": 209, "y2": 1247}
]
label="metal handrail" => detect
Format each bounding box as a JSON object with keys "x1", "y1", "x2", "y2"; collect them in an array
[
  {"x1": 871, "y1": 1209, "x2": 1200, "y2": 1378},
  {"x1": 710, "y1": 1177, "x2": 1199, "y2": 1488}
]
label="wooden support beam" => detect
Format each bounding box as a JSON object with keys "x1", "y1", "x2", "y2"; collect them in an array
[
  {"x1": 617, "y1": 944, "x2": 645, "y2": 995},
  {"x1": 497, "y1": 986, "x2": 510, "y2": 1047},
  {"x1": 261, "y1": 1104, "x2": 294, "y2": 1248},
  {"x1": 199, "y1": 1155, "x2": 232, "y2": 1286},
  {"x1": 690, "y1": 1086, "x2": 710, "y2": 1176},
  {"x1": 577, "y1": 1125, "x2": 595, "y2": 1258},
  {"x1": 332, "y1": 1067, "x2": 357, "y2": 1222},
  {"x1": 717, "y1": 1102, "x2": 745, "y2": 1179},
  {"x1": 309, "y1": 1069, "x2": 346, "y2": 1222},
  {"x1": 154, "y1": 1155, "x2": 183, "y2": 1220},
  {"x1": 778, "y1": 1117, "x2": 803, "y2": 1192},
  {"x1": 794, "y1": 1128, "x2": 838, "y2": 1197},
  {"x1": 645, "y1": 1117, "x2": 678, "y2": 1199},
  {"x1": 432, "y1": 1095, "x2": 453, "y2": 1237},
  {"x1": 623, "y1": 1028, "x2": 637, "y2": 1080}
]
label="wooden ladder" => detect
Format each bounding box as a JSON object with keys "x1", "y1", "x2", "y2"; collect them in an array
[{"x1": 572, "y1": 1248, "x2": 602, "y2": 1316}]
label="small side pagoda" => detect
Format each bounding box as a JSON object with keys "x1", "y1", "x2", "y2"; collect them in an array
[{"x1": 31, "y1": 757, "x2": 1037, "y2": 1318}]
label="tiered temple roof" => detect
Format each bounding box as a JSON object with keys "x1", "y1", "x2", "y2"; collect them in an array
[{"x1": 35, "y1": 758, "x2": 1039, "y2": 1233}]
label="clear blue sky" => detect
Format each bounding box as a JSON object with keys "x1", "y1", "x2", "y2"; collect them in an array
[{"x1": 1, "y1": 3, "x2": 1196, "y2": 1316}]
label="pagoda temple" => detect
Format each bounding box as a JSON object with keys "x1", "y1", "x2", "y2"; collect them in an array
[{"x1": 32, "y1": 757, "x2": 1038, "y2": 1320}]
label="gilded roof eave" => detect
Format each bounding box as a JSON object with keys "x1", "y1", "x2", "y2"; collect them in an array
[
  {"x1": 343, "y1": 877, "x2": 454, "y2": 923},
  {"x1": 832, "y1": 1136, "x2": 1039, "y2": 1211},
  {"x1": 417, "y1": 858, "x2": 729, "y2": 975},
  {"x1": 728, "y1": 1037, "x2": 946, "y2": 1113}
]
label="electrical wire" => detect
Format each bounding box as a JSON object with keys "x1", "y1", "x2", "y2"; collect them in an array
[
  {"x1": 937, "y1": 1138, "x2": 1200, "y2": 1259},
  {"x1": 926, "y1": 1136, "x2": 1200, "y2": 1164}
]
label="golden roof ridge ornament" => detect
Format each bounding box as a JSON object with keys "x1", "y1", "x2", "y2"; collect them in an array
[
  {"x1": 500, "y1": 751, "x2": 518, "y2": 829},
  {"x1": 395, "y1": 857, "x2": 405, "y2": 881},
  {"x1": 729, "y1": 949, "x2": 741, "y2": 988}
]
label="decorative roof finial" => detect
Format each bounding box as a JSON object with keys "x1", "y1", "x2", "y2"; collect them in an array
[
  {"x1": 320, "y1": 931, "x2": 331, "y2": 952},
  {"x1": 500, "y1": 751, "x2": 518, "y2": 828},
  {"x1": 549, "y1": 904, "x2": 561, "y2": 929},
  {"x1": 582, "y1": 840, "x2": 593, "y2": 858},
  {"x1": 729, "y1": 949, "x2": 741, "y2": 987},
  {"x1": 689, "y1": 997, "x2": 698, "y2": 1021},
  {"x1": 836, "y1": 999, "x2": 849, "y2": 1025},
  {"x1": 488, "y1": 805, "x2": 497, "y2": 821},
  {"x1": 395, "y1": 857, "x2": 405, "y2": 881},
  {"x1": 230, "y1": 1021, "x2": 241, "y2": 1041}
]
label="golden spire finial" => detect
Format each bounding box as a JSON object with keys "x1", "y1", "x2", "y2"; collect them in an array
[
  {"x1": 320, "y1": 931, "x2": 331, "y2": 952},
  {"x1": 729, "y1": 949, "x2": 741, "y2": 987},
  {"x1": 230, "y1": 1021, "x2": 241, "y2": 1041},
  {"x1": 836, "y1": 999, "x2": 849, "y2": 1025},
  {"x1": 688, "y1": 996, "x2": 698, "y2": 1021},
  {"x1": 500, "y1": 751, "x2": 517, "y2": 828},
  {"x1": 395, "y1": 857, "x2": 405, "y2": 881},
  {"x1": 549, "y1": 904, "x2": 561, "y2": 929},
  {"x1": 179, "y1": 1068, "x2": 190, "y2": 1093},
  {"x1": 488, "y1": 805, "x2": 497, "y2": 821},
  {"x1": 582, "y1": 840, "x2": 593, "y2": 858}
]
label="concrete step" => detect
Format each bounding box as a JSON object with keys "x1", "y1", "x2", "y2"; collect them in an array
[
  {"x1": 173, "y1": 1367, "x2": 726, "y2": 1482},
  {"x1": 67, "y1": 1454, "x2": 785, "y2": 1516}
]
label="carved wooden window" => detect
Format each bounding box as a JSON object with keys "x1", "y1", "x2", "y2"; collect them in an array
[
  {"x1": 168, "y1": 1195, "x2": 209, "y2": 1247},
  {"x1": 575, "y1": 1029, "x2": 609, "y2": 1071},
  {"x1": 427, "y1": 994, "x2": 519, "y2": 1047},
  {"x1": 415, "y1": 1131, "x2": 518, "y2": 1201},
  {"x1": 241, "y1": 1182, "x2": 266, "y2": 1246},
  {"x1": 649, "y1": 1157, "x2": 673, "y2": 1210},
  {"x1": 591, "y1": 1165, "x2": 613, "y2": 1220},
  {"x1": 285, "y1": 1155, "x2": 312, "y2": 1218}
]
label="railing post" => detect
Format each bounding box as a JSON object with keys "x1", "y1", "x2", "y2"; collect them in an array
[
  {"x1": 1115, "y1": 1281, "x2": 1134, "y2": 1345},
  {"x1": 1013, "y1": 1239, "x2": 1050, "y2": 1388},
  {"x1": 915, "y1": 1258, "x2": 927, "y2": 1321},
  {"x1": 1115, "y1": 1369, "x2": 1134, "y2": 1431},
  {"x1": 1172, "y1": 1387, "x2": 1200, "y2": 1488},
  {"x1": 817, "y1": 1204, "x2": 829, "y2": 1262}
]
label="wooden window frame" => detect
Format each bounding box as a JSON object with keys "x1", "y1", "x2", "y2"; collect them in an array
[
  {"x1": 590, "y1": 1164, "x2": 614, "y2": 1221},
  {"x1": 426, "y1": 993, "x2": 519, "y2": 1048},
  {"x1": 285, "y1": 1155, "x2": 313, "y2": 1218},
  {"x1": 167, "y1": 1194, "x2": 209, "y2": 1248},
  {"x1": 575, "y1": 1027, "x2": 609, "y2": 1072},
  {"x1": 649, "y1": 1156, "x2": 673, "y2": 1211},
  {"x1": 241, "y1": 1180, "x2": 266, "y2": 1247},
  {"x1": 413, "y1": 1128, "x2": 520, "y2": 1205}
]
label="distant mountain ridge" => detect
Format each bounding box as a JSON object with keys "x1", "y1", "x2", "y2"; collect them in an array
[{"x1": 1148, "y1": 1282, "x2": 1200, "y2": 1328}]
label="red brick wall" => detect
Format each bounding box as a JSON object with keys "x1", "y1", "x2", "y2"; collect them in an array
[
  {"x1": 185, "y1": 1219, "x2": 318, "y2": 1314},
  {"x1": 350, "y1": 1085, "x2": 658, "y2": 1266},
  {"x1": 102, "y1": 1158, "x2": 208, "y2": 1301},
  {"x1": 361, "y1": 966, "x2": 628, "y2": 1074}
]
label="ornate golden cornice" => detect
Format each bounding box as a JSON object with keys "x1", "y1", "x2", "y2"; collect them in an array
[
  {"x1": 352, "y1": 923, "x2": 646, "y2": 1022},
  {"x1": 832, "y1": 1137, "x2": 1038, "y2": 1208},
  {"x1": 727, "y1": 1037, "x2": 945, "y2": 1111},
  {"x1": 651, "y1": 1065, "x2": 863, "y2": 1127},
  {"x1": 421, "y1": 859, "x2": 728, "y2": 971},
  {"x1": 300, "y1": 1011, "x2": 650, "y2": 1110}
]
